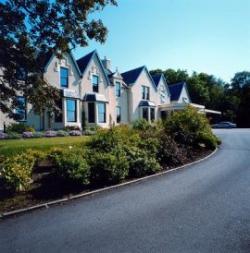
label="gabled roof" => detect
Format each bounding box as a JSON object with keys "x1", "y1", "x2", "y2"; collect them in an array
[
  {"x1": 37, "y1": 51, "x2": 53, "y2": 71},
  {"x1": 169, "y1": 81, "x2": 187, "y2": 101},
  {"x1": 151, "y1": 74, "x2": 162, "y2": 87},
  {"x1": 121, "y1": 66, "x2": 157, "y2": 90},
  {"x1": 37, "y1": 50, "x2": 82, "y2": 76},
  {"x1": 121, "y1": 66, "x2": 145, "y2": 85},
  {"x1": 76, "y1": 50, "x2": 110, "y2": 85},
  {"x1": 76, "y1": 51, "x2": 95, "y2": 73}
]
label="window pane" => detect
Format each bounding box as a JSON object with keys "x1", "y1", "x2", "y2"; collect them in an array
[
  {"x1": 60, "y1": 67, "x2": 68, "y2": 88},
  {"x1": 116, "y1": 106, "x2": 121, "y2": 123},
  {"x1": 142, "y1": 107, "x2": 149, "y2": 121},
  {"x1": 150, "y1": 108, "x2": 155, "y2": 122},
  {"x1": 142, "y1": 86, "x2": 145, "y2": 99},
  {"x1": 116, "y1": 82, "x2": 121, "y2": 97},
  {"x1": 88, "y1": 103, "x2": 95, "y2": 123},
  {"x1": 14, "y1": 96, "x2": 26, "y2": 121},
  {"x1": 92, "y1": 75, "x2": 99, "y2": 93},
  {"x1": 55, "y1": 98, "x2": 63, "y2": 122},
  {"x1": 98, "y1": 102, "x2": 106, "y2": 123},
  {"x1": 145, "y1": 87, "x2": 150, "y2": 100},
  {"x1": 66, "y1": 99, "x2": 76, "y2": 122}
]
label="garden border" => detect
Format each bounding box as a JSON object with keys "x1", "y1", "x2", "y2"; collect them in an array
[{"x1": 0, "y1": 147, "x2": 218, "y2": 219}]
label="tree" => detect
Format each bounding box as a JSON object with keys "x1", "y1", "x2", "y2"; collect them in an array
[
  {"x1": 231, "y1": 71, "x2": 250, "y2": 89},
  {"x1": 0, "y1": 0, "x2": 117, "y2": 117}
]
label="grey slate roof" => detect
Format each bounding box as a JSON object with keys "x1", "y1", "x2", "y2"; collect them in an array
[
  {"x1": 151, "y1": 74, "x2": 162, "y2": 87},
  {"x1": 168, "y1": 82, "x2": 185, "y2": 101},
  {"x1": 37, "y1": 50, "x2": 53, "y2": 71},
  {"x1": 76, "y1": 51, "x2": 96, "y2": 73},
  {"x1": 121, "y1": 66, "x2": 145, "y2": 85}
]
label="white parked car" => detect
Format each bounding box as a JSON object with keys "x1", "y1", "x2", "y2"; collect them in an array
[{"x1": 212, "y1": 121, "x2": 237, "y2": 128}]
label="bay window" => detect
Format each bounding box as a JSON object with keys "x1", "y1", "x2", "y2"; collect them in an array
[
  {"x1": 88, "y1": 103, "x2": 95, "y2": 123},
  {"x1": 98, "y1": 102, "x2": 106, "y2": 123},
  {"x1": 116, "y1": 106, "x2": 121, "y2": 123},
  {"x1": 150, "y1": 108, "x2": 155, "y2": 122},
  {"x1": 66, "y1": 99, "x2": 77, "y2": 122},
  {"x1": 142, "y1": 107, "x2": 149, "y2": 121}
]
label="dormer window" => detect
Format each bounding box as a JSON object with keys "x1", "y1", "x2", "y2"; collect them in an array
[
  {"x1": 115, "y1": 81, "x2": 121, "y2": 97},
  {"x1": 60, "y1": 67, "x2": 69, "y2": 88},
  {"x1": 92, "y1": 75, "x2": 99, "y2": 93},
  {"x1": 142, "y1": 86, "x2": 150, "y2": 100}
]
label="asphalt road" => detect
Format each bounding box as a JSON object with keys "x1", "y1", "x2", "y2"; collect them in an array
[{"x1": 1, "y1": 129, "x2": 250, "y2": 253}]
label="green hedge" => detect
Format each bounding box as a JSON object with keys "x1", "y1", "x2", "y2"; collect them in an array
[{"x1": 0, "y1": 108, "x2": 220, "y2": 193}]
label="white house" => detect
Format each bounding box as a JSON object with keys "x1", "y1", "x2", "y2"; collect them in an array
[{"x1": 0, "y1": 50, "x2": 220, "y2": 131}]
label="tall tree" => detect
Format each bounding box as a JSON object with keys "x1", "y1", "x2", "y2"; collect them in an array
[{"x1": 0, "y1": 0, "x2": 117, "y2": 117}]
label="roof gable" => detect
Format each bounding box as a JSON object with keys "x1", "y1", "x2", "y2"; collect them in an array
[
  {"x1": 151, "y1": 74, "x2": 162, "y2": 87},
  {"x1": 122, "y1": 66, "x2": 157, "y2": 90},
  {"x1": 121, "y1": 66, "x2": 145, "y2": 85},
  {"x1": 38, "y1": 51, "x2": 82, "y2": 77},
  {"x1": 169, "y1": 82, "x2": 186, "y2": 101},
  {"x1": 76, "y1": 50, "x2": 110, "y2": 85}
]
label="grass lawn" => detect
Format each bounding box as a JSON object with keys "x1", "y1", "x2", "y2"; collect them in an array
[{"x1": 0, "y1": 136, "x2": 90, "y2": 157}]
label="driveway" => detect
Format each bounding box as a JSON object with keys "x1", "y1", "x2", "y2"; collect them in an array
[{"x1": 1, "y1": 129, "x2": 250, "y2": 253}]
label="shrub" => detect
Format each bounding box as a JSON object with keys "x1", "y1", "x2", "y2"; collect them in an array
[
  {"x1": 22, "y1": 131, "x2": 34, "y2": 138},
  {"x1": 6, "y1": 123, "x2": 35, "y2": 134},
  {"x1": 132, "y1": 119, "x2": 151, "y2": 131},
  {"x1": 53, "y1": 150, "x2": 90, "y2": 185},
  {"x1": 165, "y1": 106, "x2": 217, "y2": 149},
  {"x1": 89, "y1": 126, "x2": 139, "y2": 152},
  {"x1": 0, "y1": 132, "x2": 8, "y2": 139},
  {"x1": 69, "y1": 130, "x2": 82, "y2": 136},
  {"x1": 0, "y1": 153, "x2": 35, "y2": 192},
  {"x1": 64, "y1": 126, "x2": 81, "y2": 131},
  {"x1": 33, "y1": 132, "x2": 44, "y2": 138},
  {"x1": 44, "y1": 130, "x2": 57, "y2": 137},
  {"x1": 89, "y1": 148, "x2": 129, "y2": 185},
  {"x1": 84, "y1": 129, "x2": 96, "y2": 136},
  {"x1": 196, "y1": 131, "x2": 218, "y2": 150},
  {"x1": 125, "y1": 146, "x2": 161, "y2": 178},
  {"x1": 7, "y1": 132, "x2": 21, "y2": 139},
  {"x1": 157, "y1": 134, "x2": 183, "y2": 166},
  {"x1": 57, "y1": 130, "x2": 69, "y2": 137}
]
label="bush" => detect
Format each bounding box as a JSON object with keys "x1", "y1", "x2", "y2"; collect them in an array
[
  {"x1": 165, "y1": 106, "x2": 217, "y2": 149},
  {"x1": 33, "y1": 132, "x2": 44, "y2": 138},
  {"x1": 69, "y1": 130, "x2": 82, "y2": 136},
  {"x1": 0, "y1": 132, "x2": 8, "y2": 139},
  {"x1": 6, "y1": 123, "x2": 35, "y2": 134},
  {"x1": 89, "y1": 148, "x2": 129, "y2": 185},
  {"x1": 84, "y1": 129, "x2": 96, "y2": 136},
  {"x1": 53, "y1": 149, "x2": 90, "y2": 185},
  {"x1": 0, "y1": 153, "x2": 35, "y2": 192},
  {"x1": 7, "y1": 132, "x2": 21, "y2": 139},
  {"x1": 89, "y1": 126, "x2": 139, "y2": 152},
  {"x1": 132, "y1": 119, "x2": 151, "y2": 131},
  {"x1": 196, "y1": 131, "x2": 218, "y2": 150},
  {"x1": 57, "y1": 130, "x2": 69, "y2": 137},
  {"x1": 44, "y1": 130, "x2": 57, "y2": 137},
  {"x1": 157, "y1": 134, "x2": 183, "y2": 166},
  {"x1": 125, "y1": 146, "x2": 161, "y2": 178},
  {"x1": 64, "y1": 126, "x2": 81, "y2": 131},
  {"x1": 22, "y1": 131, "x2": 34, "y2": 138}
]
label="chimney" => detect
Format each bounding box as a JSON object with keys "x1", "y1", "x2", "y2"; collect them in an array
[{"x1": 102, "y1": 56, "x2": 111, "y2": 71}]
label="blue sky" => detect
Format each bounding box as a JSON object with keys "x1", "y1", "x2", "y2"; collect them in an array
[{"x1": 73, "y1": 0, "x2": 250, "y2": 82}]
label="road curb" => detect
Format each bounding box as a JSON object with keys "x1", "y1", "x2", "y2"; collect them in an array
[{"x1": 0, "y1": 147, "x2": 218, "y2": 219}]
